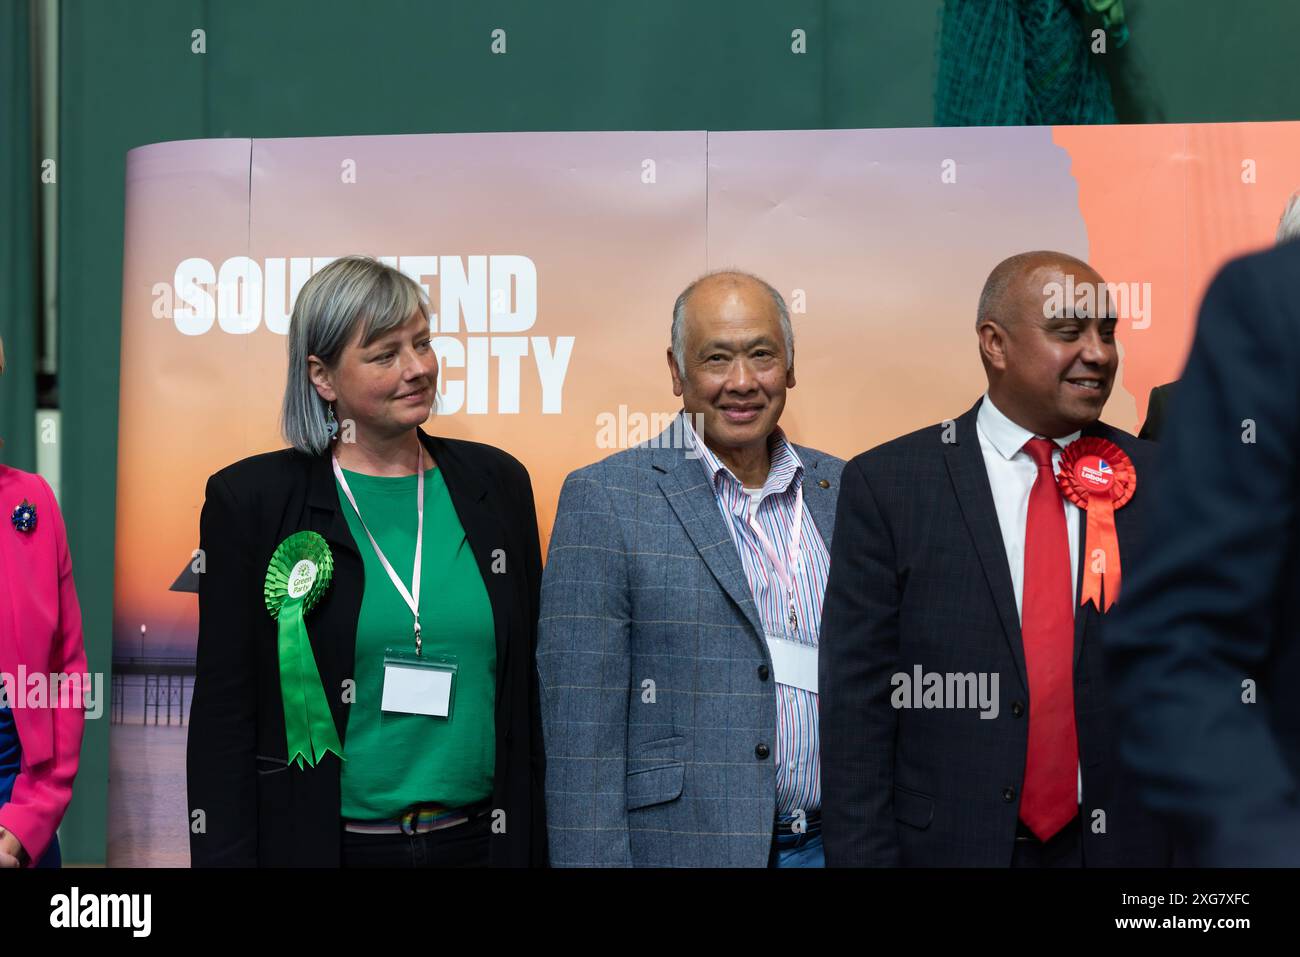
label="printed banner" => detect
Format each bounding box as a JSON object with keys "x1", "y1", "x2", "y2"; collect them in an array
[{"x1": 108, "y1": 123, "x2": 1300, "y2": 865}]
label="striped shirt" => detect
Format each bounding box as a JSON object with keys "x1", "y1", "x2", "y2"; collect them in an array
[{"x1": 686, "y1": 418, "x2": 829, "y2": 816}]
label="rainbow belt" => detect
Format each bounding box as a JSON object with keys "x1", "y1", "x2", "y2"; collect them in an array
[{"x1": 343, "y1": 801, "x2": 486, "y2": 836}]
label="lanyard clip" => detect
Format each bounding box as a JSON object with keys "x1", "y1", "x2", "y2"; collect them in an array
[{"x1": 414, "y1": 621, "x2": 422, "y2": 658}]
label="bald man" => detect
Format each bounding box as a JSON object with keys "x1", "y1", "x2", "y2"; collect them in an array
[
  {"x1": 538, "y1": 271, "x2": 844, "y2": 867},
  {"x1": 819, "y1": 251, "x2": 1172, "y2": 867}
]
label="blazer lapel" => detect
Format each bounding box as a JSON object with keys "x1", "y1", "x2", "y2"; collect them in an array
[
  {"x1": 942, "y1": 400, "x2": 1030, "y2": 692},
  {"x1": 797, "y1": 448, "x2": 839, "y2": 552},
  {"x1": 305, "y1": 449, "x2": 362, "y2": 564},
  {"x1": 654, "y1": 445, "x2": 767, "y2": 651},
  {"x1": 0, "y1": 508, "x2": 20, "y2": 699},
  {"x1": 0, "y1": 477, "x2": 53, "y2": 767},
  {"x1": 301, "y1": 447, "x2": 365, "y2": 738}
]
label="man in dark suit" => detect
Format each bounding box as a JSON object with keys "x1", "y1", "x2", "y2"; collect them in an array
[
  {"x1": 820, "y1": 250, "x2": 1169, "y2": 867},
  {"x1": 1107, "y1": 239, "x2": 1300, "y2": 866},
  {"x1": 1137, "y1": 381, "x2": 1177, "y2": 441}
]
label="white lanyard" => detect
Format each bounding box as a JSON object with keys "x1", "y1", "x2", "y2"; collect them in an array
[
  {"x1": 746, "y1": 483, "x2": 804, "y2": 633},
  {"x1": 332, "y1": 446, "x2": 426, "y2": 655}
]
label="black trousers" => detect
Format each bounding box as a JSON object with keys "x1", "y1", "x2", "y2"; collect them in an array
[
  {"x1": 341, "y1": 813, "x2": 492, "y2": 868},
  {"x1": 1010, "y1": 814, "x2": 1083, "y2": 868}
]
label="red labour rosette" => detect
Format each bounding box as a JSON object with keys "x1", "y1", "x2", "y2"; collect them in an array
[{"x1": 1056, "y1": 437, "x2": 1135, "y2": 612}]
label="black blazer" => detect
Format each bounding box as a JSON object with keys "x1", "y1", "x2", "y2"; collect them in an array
[
  {"x1": 186, "y1": 428, "x2": 546, "y2": 867},
  {"x1": 819, "y1": 399, "x2": 1172, "y2": 866},
  {"x1": 1109, "y1": 239, "x2": 1300, "y2": 865},
  {"x1": 1137, "y1": 381, "x2": 1179, "y2": 442}
]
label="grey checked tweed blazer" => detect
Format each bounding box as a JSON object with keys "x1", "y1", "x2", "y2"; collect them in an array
[{"x1": 538, "y1": 422, "x2": 844, "y2": 867}]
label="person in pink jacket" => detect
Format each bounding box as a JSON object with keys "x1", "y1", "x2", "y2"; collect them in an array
[{"x1": 0, "y1": 335, "x2": 87, "y2": 867}]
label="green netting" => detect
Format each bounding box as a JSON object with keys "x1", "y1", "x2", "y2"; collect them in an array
[{"x1": 935, "y1": 0, "x2": 1121, "y2": 126}]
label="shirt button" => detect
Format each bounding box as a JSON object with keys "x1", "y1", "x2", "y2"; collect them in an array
[
  {"x1": 1002, "y1": 787, "x2": 1017, "y2": 803},
  {"x1": 817, "y1": 479, "x2": 830, "y2": 489},
  {"x1": 755, "y1": 743, "x2": 770, "y2": 760},
  {"x1": 1011, "y1": 701, "x2": 1024, "y2": 717},
  {"x1": 758, "y1": 664, "x2": 770, "y2": 681}
]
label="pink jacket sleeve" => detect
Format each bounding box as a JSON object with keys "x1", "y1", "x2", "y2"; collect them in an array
[{"x1": 0, "y1": 476, "x2": 88, "y2": 865}]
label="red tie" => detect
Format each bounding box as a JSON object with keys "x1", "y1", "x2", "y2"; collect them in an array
[{"x1": 1018, "y1": 437, "x2": 1078, "y2": 841}]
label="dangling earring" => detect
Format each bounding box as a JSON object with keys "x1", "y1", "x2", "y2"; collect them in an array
[{"x1": 326, "y1": 403, "x2": 340, "y2": 441}]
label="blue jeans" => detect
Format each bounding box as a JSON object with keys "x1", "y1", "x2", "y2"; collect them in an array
[
  {"x1": 776, "y1": 831, "x2": 824, "y2": 867},
  {"x1": 772, "y1": 811, "x2": 825, "y2": 868},
  {"x1": 33, "y1": 835, "x2": 61, "y2": 868},
  {"x1": 0, "y1": 704, "x2": 63, "y2": 868}
]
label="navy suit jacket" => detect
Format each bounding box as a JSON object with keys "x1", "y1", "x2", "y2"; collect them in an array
[
  {"x1": 1108, "y1": 239, "x2": 1300, "y2": 866},
  {"x1": 820, "y1": 398, "x2": 1172, "y2": 866}
]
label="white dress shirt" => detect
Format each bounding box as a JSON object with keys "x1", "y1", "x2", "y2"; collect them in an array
[
  {"x1": 975, "y1": 393, "x2": 1081, "y2": 612},
  {"x1": 975, "y1": 393, "x2": 1083, "y2": 804}
]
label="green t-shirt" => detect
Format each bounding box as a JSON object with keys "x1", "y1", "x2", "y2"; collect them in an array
[{"x1": 336, "y1": 464, "x2": 496, "y2": 819}]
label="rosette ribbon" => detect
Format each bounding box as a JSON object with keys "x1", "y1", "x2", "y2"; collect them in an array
[
  {"x1": 264, "y1": 531, "x2": 344, "y2": 769},
  {"x1": 1056, "y1": 438, "x2": 1135, "y2": 612}
]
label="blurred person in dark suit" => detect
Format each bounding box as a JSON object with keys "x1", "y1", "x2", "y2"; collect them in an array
[{"x1": 1108, "y1": 238, "x2": 1300, "y2": 865}]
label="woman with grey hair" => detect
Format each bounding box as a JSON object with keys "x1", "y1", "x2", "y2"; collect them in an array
[{"x1": 186, "y1": 256, "x2": 545, "y2": 867}]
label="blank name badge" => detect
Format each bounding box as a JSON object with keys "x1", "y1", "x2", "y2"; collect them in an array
[
  {"x1": 381, "y1": 651, "x2": 459, "y2": 718},
  {"x1": 764, "y1": 635, "x2": 818, "y2": 694}
]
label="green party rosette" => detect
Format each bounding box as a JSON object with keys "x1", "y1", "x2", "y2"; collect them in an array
[{"x1": 264, "y1": 531, "x2": 344, "y2": 769}]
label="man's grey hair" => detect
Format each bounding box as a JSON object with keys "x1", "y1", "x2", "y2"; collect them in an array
[
  {"x1": 281, "y1": 255, "x2": 431, "y2": 455},
  {"x1": 671, "y1": 270, "x2": 793, "y2": 377},
  {"x1": 1278, "y1": 190, "x2": 1300, "y2": 244}
]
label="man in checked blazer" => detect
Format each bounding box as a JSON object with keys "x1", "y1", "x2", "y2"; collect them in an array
[
  {"x1": 820, "y1": 251, "x2": 1172, "y2": 867},
  {"x1": 538, "y1": 271, "x2": 843, "y2": 867}
]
